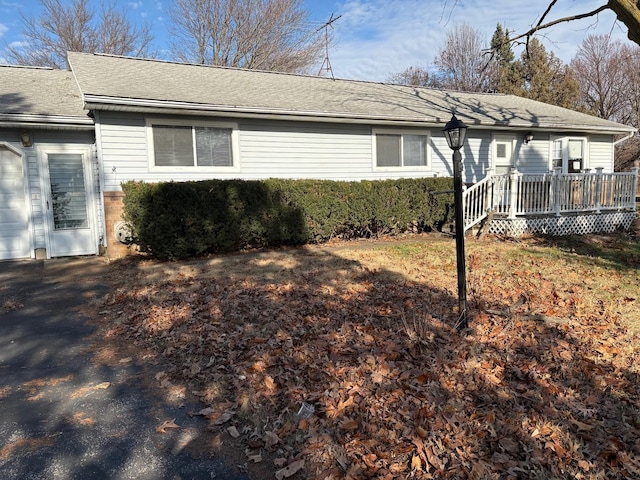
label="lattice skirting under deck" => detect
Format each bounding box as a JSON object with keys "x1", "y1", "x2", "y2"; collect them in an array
[{"x1": 488, "y1": 211, "x2": 636, "y2": 237}]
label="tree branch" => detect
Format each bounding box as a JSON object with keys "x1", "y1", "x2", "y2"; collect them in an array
[{"x1": 509, "y1": 4, "x2": 610, "y2": 44}]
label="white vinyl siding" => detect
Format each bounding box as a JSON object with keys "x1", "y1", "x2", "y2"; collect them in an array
[
  {"x1": 430, "y1": 130, "x2": 491, "y2": 184},
  {"x1": 588, "y1": 135, "x2": 615, "y2": 172},
  {"x1": 97, "y1": 113, "x2": 149, "y2": 190},
  {"x1": 94, "y1": 112, "x2": 618, "y2": 190},
  {"x1": 238, "y1": 121, "x2": 373, "y2": 179}
]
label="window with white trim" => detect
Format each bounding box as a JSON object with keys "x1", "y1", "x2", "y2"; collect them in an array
[
  {"x1": 550, "y1": 136, "x2": 588, "y2": 173},
  {"x1": 148, "y1": 120, "x2": 238, "y2": 169},
  {"x1": 373, "y1": 130, "x2": 430, "y2": 169}
]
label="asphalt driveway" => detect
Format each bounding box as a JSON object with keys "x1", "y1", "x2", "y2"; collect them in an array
[{"x1": 0, "y1": 257, "x2": 251, "y2": 480}]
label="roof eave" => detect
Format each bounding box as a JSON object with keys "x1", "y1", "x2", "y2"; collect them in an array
[
  {"x1": 0, "y1": 113, "x2": 94, "y2": 130},
  {"x1": 82, "y1": 95, "x2": 636, "y2": 135}
]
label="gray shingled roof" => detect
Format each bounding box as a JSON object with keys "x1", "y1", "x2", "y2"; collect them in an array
[
  {"x1": 67, "y1": 52, "x2": 634, "y2": 134},
  {"x1": 0, "y1": 65, "x2": 91, "y2": 127}
]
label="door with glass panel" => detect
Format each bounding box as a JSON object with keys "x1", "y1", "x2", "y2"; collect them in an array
[
  {"x1": 492, "y1": 134, "x2": 515, "y2": 210},
  {"x1": 493, "y1": 134, "x2": 515, "y2": 174},
  {"x1": 41, "y1": 148, "x2": 97, "y2": 257}
]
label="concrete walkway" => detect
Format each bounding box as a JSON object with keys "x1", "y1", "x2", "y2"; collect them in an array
[{"x1": 0, "y1": 257, "x2": 250, "y2": 480}]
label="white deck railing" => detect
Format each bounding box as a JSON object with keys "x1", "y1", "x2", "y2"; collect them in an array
[{"x1": 463, "y1": 167, "x2": 639, "y2": 231}]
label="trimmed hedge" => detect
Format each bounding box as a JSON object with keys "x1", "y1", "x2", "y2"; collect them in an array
[{"x1": 121, "y1": 178, "x2": 454, "y2": 260}]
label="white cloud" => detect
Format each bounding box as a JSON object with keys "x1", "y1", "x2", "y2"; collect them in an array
[
  {"x1": 8, "y1": 40, "x2": 28, "y2": 50},
  {"x1": 327, "y1": 0, "x2": 629, "y2": 82},
  {"x1": 129, "y1": 1, "x2": 143, "y2": 8},
  {"x1": 0, "y1": 23, "x2": 8, "y2": 38}
]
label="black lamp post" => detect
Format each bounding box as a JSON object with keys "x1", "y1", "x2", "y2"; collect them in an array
[{"x1": 442, "y1": 114, "x2": 469, "y2": 330}]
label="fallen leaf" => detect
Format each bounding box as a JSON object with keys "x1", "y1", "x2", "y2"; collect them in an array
[
  {"x1": 248, "y1": 453, "x2": 262, "y2": 463},
  {"x1": 196, "y1": 407, "x2": 215, "y2": 416},
  {"x1": 274, "y1": 458, "x2": 287, "y2": 468},
  {"x1": 156, "y1": 419, "x2": 179, "y2": 433},
  {"x1": 227, "y1": 426, "x2": 240, "y2": 438},
  {"x1": 213, "y1": 410, "x2": 235, "y2": 425},
  {"x1": 275, "y1": 459, "x2": 304, "y2": 479},
  {"x1": 264, "y1": 431, "x2": 280, "y2": 449}
]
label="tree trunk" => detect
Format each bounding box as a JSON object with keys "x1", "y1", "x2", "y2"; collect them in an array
[{"x1": 609, "y1": 0, "x2": 640, "y2": 45}]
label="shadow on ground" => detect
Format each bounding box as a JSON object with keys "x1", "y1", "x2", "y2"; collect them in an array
[{"x1": 0, "y1": 257, "x2": 250, "y2": 480}]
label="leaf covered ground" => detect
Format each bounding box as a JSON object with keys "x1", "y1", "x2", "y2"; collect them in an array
[{"x1": 97, "y1": 233, "x2": 640, "y2": 479}]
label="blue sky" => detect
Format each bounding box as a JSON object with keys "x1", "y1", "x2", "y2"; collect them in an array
[{"x1": 0, "y1": 0, "x2": 632, "y2": 81}]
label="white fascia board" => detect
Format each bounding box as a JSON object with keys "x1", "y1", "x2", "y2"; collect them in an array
[
  {"x1": 82, "y1": 95, "x2": 636, "y2": 135},
  {"x1": 0, "y1": 113, "x2": 94, "y2": 129}
]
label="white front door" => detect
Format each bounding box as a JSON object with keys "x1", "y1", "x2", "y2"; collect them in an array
[
  {"x1": 0, "y1": 145, "x2": 31, "y2": 260},
  {"x1": 493, "y1": 134, "x2": 515, "y2": 174},
  {"x1": 40, "y1": 146, "x2": 98, "y2": 258}
]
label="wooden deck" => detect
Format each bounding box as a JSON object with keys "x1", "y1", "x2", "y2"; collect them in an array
[{"x1": 464, "y1": 168, "x2": 639, "y2": 236}]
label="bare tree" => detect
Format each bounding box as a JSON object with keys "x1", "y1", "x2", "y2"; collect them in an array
[
  {"x1": 168, "y1": 0, "x2": 325, "y2": 73},
  {"x1": 434, "y1": 23, "x2": 492, "y2": 92},
  {"x1": 571, "y1": 35, "x2": 635, "y2": 123},
  {"x1": 6, "y1": 0, "x2": 154, "y2": 69},
  {"x1": 387, "y1": 65, "x2": 435, "y2": 87}
]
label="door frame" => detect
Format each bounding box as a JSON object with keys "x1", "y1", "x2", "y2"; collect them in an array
[
  {"x1": 491, "y1": 133, "x2": 517, "y2": 174},
  {"x1": 37, "y1": 144, "x2": 98, "y2": 259},
  {"x1": 0, "y1": 142, "x2": 34, "y2": 259},
  {"x1": 550, "y1": 136, "x2": 590, "y2": 174}
]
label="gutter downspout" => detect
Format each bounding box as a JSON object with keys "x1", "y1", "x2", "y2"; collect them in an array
[{"x1": 614, "y1": 131, "x2": 636, "y2": 146}]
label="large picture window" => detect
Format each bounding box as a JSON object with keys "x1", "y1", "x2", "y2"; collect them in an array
[
  {"x1": 373, "y1": 130, "x2": 429, "y2": 169},
  {"x1": 149, "y1": 120, "x2": 237, "y2": 169}
]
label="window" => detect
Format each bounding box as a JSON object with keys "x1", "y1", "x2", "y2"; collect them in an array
[
  {"x1": 550, "y1": 137, "x2": 587, "y2": 173},
  {"x1": 552, "y1": 139, "x2": 563, "y2": 170},
  {"x1": 374, "y1": 130, "x2": 429, "y2": 169},
  {"x1": 148, "y1": 120, "x2": 237, "y2": 169}
]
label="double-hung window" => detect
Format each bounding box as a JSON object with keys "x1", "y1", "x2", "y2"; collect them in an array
[
  {"x1": 148, "y1": 120, "x2": 238, "y2": 170},
  {"x1": 373, "y1": 129, "x2": 430, "y2": 169}
]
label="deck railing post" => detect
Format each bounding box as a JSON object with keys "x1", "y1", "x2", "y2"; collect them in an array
[
  {"x1": 508, "y1": 168, "x2": 520, "y2": 219},
  {"x1": 553, "y1": 167, "x2": 562, "y2": 216},
  {"x1": 632, "y1": 167, "x2": 639, "y2": 212},
  {"x1": 485, "y1": 168, "x2": 494, "y2": 215},
  {"x1": 595, "y1": 167, "x2": 604, "y2": 213}
]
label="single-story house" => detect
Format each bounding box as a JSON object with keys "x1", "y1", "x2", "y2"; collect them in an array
[{"x1": 1, "y1": 52, "x2": 637, "y2": 260}]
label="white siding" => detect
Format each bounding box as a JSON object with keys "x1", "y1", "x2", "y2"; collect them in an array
[
  {"x1": 96, "y1": 112, "x2": 618, "y2": 189},
  {"x1": 588, "y1": 135, "x2": 615, "y2": 172},
  {"x1": 239, "y1": 120, "x2": 373, "y2": 180},
  {"x1": 510, "y1": 133, "x2": 616, "y2": 175},
  {"x1": 430, "y1": 130, "x2": 491, "y2": 184},
  {"x1": 515, "y1": 134, "x2": 552, "y2": 174},
  {"x1": 97, "y1": 112, "x2": 480, "y2": 189},
  {"x1": 97, "y1": 113, "x2": 149, "y2": 190}
]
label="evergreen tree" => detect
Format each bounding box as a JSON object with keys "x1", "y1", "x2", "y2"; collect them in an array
[
  {"x1": 518, "y1": 39, "x2": 580, "y2": 109},
  {"x1": 489, "y1": 24, "x2": 520, "y2": 94}
]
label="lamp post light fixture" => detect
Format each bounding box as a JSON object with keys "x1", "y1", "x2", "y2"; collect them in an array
[{"x1": 442, "y1": 114, "x2": 469, "y2": 330}]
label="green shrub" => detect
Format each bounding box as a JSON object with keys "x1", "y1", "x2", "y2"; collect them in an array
[{"x1": 121, "y1": 177, "x2": 453, "y2": 260}]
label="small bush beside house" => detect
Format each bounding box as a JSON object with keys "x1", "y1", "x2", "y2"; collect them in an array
[{"x1": 122, "y1": 178, "x2": 454, "y2": 260}]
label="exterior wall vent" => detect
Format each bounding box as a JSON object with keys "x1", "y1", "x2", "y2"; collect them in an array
[{"x1": 114, "y1": 221, "x2": 133, "y2": 245}]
